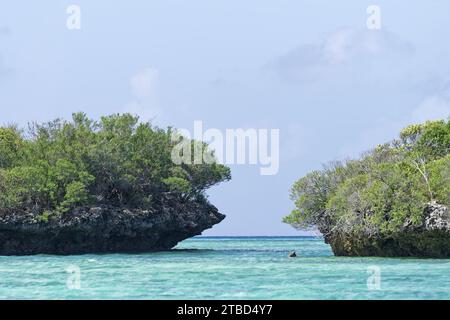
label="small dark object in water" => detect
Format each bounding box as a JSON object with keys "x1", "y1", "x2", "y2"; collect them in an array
[{"x1": 288, "y1": 251, "x2": 297, "y2": 258}]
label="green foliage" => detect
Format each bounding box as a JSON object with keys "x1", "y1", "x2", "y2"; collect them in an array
[
  {"x1": 162, "y1": 177, "x2": 191, "y2": 194},
  {"x1": 285, "y1": 119, "x2": 450, "y2": 236},
  {"x1": 0, "y1": 113, "x2": 231, "y2": 217},
  {"x1": 282, "y1": 170, "x2": 330, "y2": 228},
  {"x1": 0, "y1": 127, "x2": 23, "y2": 168},
  {"x1": 428, "y1": 154, "x2": 450, "y2": 206},
  {"x1": 36, "y1": 210, "x2": 53, "y2": 223},
  {"x1": 60, "y1": 181, "x2": 91, "y2": 211}
]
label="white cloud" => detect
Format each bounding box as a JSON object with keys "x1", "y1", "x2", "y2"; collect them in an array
[
  {"x1": 123, "y1": 68, "x2": 161, "y2": 121},
  {"x1": 411, "y1": 92, "x2": 450, "y2": 123},
  {"x1": 321, "y1": 28, "x2": 411, "y2": 63},
  {"x1": 338, "y1": 86, "x2": 450, "y2": 158},
  {"x1": 267, "y1": 27, "x2": 413, "y2": 82}
]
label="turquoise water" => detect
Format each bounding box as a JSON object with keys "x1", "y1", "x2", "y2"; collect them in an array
[{"x1": 0, "y1": 237, "x2": 449, "y2": 299}]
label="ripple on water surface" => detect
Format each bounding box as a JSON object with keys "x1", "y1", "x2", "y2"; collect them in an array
[{"x1": 0, "y1": 237, "x2": 449, "y2": 299}]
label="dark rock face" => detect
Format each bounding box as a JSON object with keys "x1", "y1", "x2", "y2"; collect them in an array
[
  {"x1": 0, "y1": 200, "x2": 225, "y2": 255},
  {"x1": 325, "y1": 203, "x2": 450, "y2": 258}
]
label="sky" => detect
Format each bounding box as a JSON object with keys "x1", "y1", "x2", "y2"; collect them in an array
[{"x1": 0, "y1": 1, "x2": 449, "y2": 235}]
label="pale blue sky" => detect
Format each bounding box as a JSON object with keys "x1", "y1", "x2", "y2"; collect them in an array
[{"x1": 1, "y1": 1, "x2": 449, "y2": 235}]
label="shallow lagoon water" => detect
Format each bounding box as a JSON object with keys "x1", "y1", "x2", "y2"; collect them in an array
[{"x1": 0, "y1": 237, "x2": 449, "y2": 299}]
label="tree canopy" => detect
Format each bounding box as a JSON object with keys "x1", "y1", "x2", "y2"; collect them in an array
[
  {"x1": 0, "y1": 113, "x2": 231, "y2": 217},
  {"x1": 284, "y1": 119, "x2": 450, "y2": 236}
]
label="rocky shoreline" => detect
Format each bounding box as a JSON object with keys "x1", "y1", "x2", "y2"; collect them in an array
[
  {"x1": 0, "y1": 200, "x2": 224, "y2": 255},
  {"x1": 324, "y1": 203, "x2": 450, "y2": 258}
]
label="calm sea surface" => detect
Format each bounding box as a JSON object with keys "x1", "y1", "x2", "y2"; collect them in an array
[{"x1": 0, "y1": 237, "x2": 449, "y2": 299}]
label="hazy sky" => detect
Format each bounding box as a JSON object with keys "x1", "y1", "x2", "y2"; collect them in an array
[{"x1": 1, "y1": 1, "x2": 449, "y2": 235}]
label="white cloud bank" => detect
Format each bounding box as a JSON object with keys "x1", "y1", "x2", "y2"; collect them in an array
[
  {"x1": 339, "y1": 86, "x2": 450, "y2": 158},
  {"x1": 268, "y1": 27, "x2": 413, "y2": 82}
]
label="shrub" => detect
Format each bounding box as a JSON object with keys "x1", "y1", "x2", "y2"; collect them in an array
[
  {"x1": 0, "y1": 113, "x2": 231, "y2": 216},
  {"x1": 285, "y1": 119, "x2": 450, "y2": 235}
]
